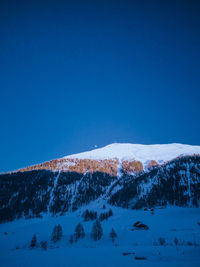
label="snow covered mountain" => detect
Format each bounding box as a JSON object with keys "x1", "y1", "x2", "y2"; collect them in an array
[
  {"x1": 64, "y1": 143, "x2": 200, "y2": 162},
  {"x1": 0, "y1": 143, "x2": 200, "y2": 223},
  {"x1": 15, "y1": 143, "x2": 200, "y2": 175}
]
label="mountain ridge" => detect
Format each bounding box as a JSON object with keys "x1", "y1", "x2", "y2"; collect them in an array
[{"x1": 7, "y1": 143, "x2": 200, "y2": 176}]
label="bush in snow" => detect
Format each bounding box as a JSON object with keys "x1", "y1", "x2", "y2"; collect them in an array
[
  {"x1": 174, "y1": 237, "x2": 178, "y2": 246},
  {"x1": 74, "y1": 223, "x2": 85, "y2": 242},
  {"x1": 51, "y1": 224, "x2": 63, "y2": 242},
  {"x1": 30, "y1": 234, "x2": 37, "y2": 248},
  {"x1": 69, "y1": 234, "x2": 74, "y2": 245},
  {"x1": 109, "y1": 228, "x2": 117, "y2": 243},
  {"x1": 40, "y1": 241, "x2": 47, "y2": 250},
  {"x1": 158, "y1": 237, "x2": 166, "y2": 246},
  {"x1": 91, "y1": 220, "x2": 103, "y2": 241}
]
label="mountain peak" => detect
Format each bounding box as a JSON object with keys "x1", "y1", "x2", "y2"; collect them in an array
[
  {"x1": 10, "y1": 143, "x2": 200, "y2": 177},
  {"x1": 64, "y1": 143, "x2": 200, "y2": 164}
]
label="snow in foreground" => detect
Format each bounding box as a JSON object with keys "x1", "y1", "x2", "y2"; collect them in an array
[{"x1": 0, "y1": 205, "x2": 200, "y2": 267}]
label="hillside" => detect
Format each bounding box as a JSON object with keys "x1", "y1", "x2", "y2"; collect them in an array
[
  {"x1": 0, "y1": 205, "x2": 200, "y2": 267},
  {"x1": 1, "y1": 154, "x2": 200, "y2": 223}
]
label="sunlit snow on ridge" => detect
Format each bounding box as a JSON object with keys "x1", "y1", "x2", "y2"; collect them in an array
[{"x1": 64, "y1": 143, "x2": 200, "y2": 165}]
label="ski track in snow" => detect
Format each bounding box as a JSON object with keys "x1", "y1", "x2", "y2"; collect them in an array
[
  {"x1": 70, "y1": 171, "x2": 88, "y2": 211},
  {"x1": 186, "y1": 163, "x2": 191, "y2": 204}
]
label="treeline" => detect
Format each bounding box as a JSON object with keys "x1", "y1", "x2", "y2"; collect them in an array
[
  {"x1": 29, "y1": 221, "x2": 118, "y2": 250},
  {"x1": 82, "y1": 208, "x2": 113, "y2": 222}
]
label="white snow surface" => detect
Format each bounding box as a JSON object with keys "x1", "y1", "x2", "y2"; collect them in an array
[
  {"x1": 0, "y1": 205, "x2": 200, "y2": 267},
  {"x1": 64, "y1": 143, "x2": 200, "y2": 164}
]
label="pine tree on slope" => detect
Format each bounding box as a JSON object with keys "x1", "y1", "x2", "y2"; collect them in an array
[
  {"x1": 74, "y1": 223, "x2": 85, "y2": 242},
  {"x1": 109, "y1": 228, "x2": 117, "y2": 243},
  {"x1": 91, "y1": 220, "x2": 103, "y2": 241}
]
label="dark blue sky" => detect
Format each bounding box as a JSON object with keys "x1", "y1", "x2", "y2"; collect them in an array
[{"x1": 0, "y1": 0, "x2": 200, "y2": 172}]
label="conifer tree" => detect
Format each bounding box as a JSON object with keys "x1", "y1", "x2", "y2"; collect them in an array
[
  {"x1": 51, "y1": 224, "x2": 63, "y2": 242},
  {"x1": 174, "y1": 237, "x2": 178, "y2": 247},
  {"x1": 83, "y1": 209, "x2": 90, "y2": 221},
  {"x1": 57, "y1": 224, "x2": 63, "y2": 241},
  {"x1": 30, "y1": 234, "x2": 37, "y2": 248},
  {"x1": 109, "y1": 228, "x2": 117, "y2": 243},
  {"x1": 74, "y1": 223, "x2": 85, "y2": 242},
  {"x1": 108, "y1": 209, "x2": 113, "y2": 217},
  {"x1": 51, "y1": 225, "x2": 58, "y2": 242},
  {"x1": 91, "y1": 220, "x2": 103, "y2": 241},
  {"x1": 69, "y1": 234, "x2": 74, "y2": 245}
]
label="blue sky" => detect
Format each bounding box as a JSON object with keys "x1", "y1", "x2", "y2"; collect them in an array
[{"x1": 0, "y1": 0, "x2": 200, "y2": 172}]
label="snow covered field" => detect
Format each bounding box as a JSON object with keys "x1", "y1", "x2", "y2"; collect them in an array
[{"x1": 0, "y1": 204, "x2": 200, "y2": 267}]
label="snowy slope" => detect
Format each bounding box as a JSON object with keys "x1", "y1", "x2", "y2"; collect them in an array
[
  {"x1": 0, "y1": 205, "x2": 200, "y2": 267},
  {"x1": 64, "y1": 143, "x2": 200, "y2": 164}
]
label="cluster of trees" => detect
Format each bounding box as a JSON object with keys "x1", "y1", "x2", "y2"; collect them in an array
[
  {"x1": 51, "y1": 172, "x2": 83, "y2": 214},
  {"x1": 155, "y1": 236, "x2": 197, "y2": 247},
  {"x1": 71, "y1": 172, "x2": 117, "y2": 211},
  {"x1": 82, "y1": 208, "x2": 114, "y2": 223},
  {"x1": 30, "y1": 224, "x2": 63, "y2": 250},
  {"x1": 69, "y1": 221, "x2": 102, "y2": 243},
  {"x1": 30, "y1": 234, "x2": 47, "y2": 250},
  {"x1": 99, "y1": 209, "x2": 113, "y2": 221},
  {"x1": 0, "y1": 170, "x2": 55, "y2": 223},
  {"x1": 29, "y1": 222, "x2": 117, "y2": 250},
  {"x1": 0, "y1": 169, "x2": 117, "y2": 223},
  {"x1": 109, "y1": 155, "x2": 200, "y2": 209},
  {"x1": 69, "y1": 220, "x2": 117, "y2": 244},
  {"x1": 82, "y1": 209, "x2": 97, "y2": 221}
]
